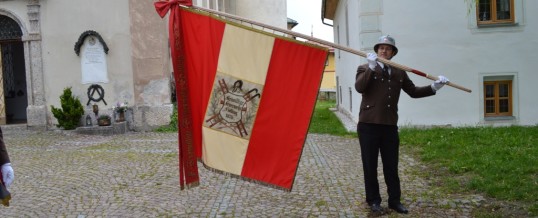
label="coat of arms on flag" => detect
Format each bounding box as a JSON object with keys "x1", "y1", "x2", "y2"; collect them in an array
[
  {"x1": 204, "y1": 74, "x2": 262, "y2": 140},
  {"x1": 155, "y1": 1, "x2": 328, "y2": 191}
]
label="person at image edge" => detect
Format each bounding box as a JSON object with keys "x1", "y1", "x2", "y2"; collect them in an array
[{"x1": 1, "y1": 127, "x2": 14, "y2": 191}]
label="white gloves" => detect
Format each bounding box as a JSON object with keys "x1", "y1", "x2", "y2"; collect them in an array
[
  {"x1": 431, "y1": 75, "x2": 450, "y2": 91},
  {"x1": 1, "y1": 163, "x2": 14, "y2": 188},
  {"x1": 367, "y1": 53, "x2": 378, "y2": 70}
]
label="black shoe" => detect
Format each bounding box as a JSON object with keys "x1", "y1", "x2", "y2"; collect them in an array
[
  {"x1": 369, "y1": 203, "x2": 382, "y2": 213},
  {"x1": 389, "y1": 203, "x2": 408, "y2": 214}
]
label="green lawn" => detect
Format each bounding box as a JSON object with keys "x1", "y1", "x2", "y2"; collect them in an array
[
  {"x1": 399, "y1": 126, "x2": 538, "y2": 215},
  {"x1": 307, "y1": 100, "x2": 354, "y2": 137}
]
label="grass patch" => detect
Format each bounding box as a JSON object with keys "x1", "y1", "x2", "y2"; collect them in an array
[
  {"x1": 84, "y1": 143, "x2": 123, "y2": 151},
  {"x1": 164, "y1": 152, "x2": 176, "y2": 158},
  {"x1": 315, "y1": 200, "x2": 327, "y2": 207},
  {"x1": 308, "y1": 100, "x2": 354, "y2": 137},
  {"x1": 400, "y1": 126, "x2": 538, "y2": 215}
]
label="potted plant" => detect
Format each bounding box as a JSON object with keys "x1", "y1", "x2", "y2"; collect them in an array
[
  {"x1": 97, "y1": 114, "x2": 111, "y2": 126},
  {"x1": 112, "y1": 101, "x2": 128, "y2": 122}
]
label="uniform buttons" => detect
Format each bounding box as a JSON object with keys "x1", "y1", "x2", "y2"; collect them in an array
[
  {"x1": 388, "y1": 96, "x2": 391, "y2": 98},
  {"x1": 367, "y1": 105, "x2": 370, "y2": 108},
  {"x1": 388, "y1": 104, "x2": 391, "y2": 108}
]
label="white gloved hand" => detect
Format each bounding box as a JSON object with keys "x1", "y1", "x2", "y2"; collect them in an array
[
  {"x1": 1, "y1": 163, "x2": 14, "y2": 188},
  {"x1": 431, "y1": 75, "x2": 449, "y2": 91},
  {"x1": 367, "y1": 53, "x2": 378, "y2": 70}
]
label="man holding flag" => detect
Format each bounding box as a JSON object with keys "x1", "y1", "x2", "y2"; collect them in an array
[{"x1": 355, "y1": 35, "x2": 449, "y2": 214}]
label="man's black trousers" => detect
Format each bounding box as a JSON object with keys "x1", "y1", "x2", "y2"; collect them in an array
[{"x1": 357, "y1": 122, "x2": 401, "y2": 205}]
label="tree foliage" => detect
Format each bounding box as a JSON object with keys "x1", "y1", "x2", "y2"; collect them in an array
[{"x1": 51, "y1": 87, "x2": 85, "y2": 130}]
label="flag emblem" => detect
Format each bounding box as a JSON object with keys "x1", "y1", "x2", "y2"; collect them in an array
[{"x1": 204, "y1": 73, "x2": 262, "y2": 139}]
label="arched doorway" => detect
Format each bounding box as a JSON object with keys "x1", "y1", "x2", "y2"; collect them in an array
[{"x1": 0, "y1": 15, "x2": 27, "y2": 124}]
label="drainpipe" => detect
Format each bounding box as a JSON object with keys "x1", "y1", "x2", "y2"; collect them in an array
[{"x1": 321, "y1": 0, "x2": 333, "y2": 27}]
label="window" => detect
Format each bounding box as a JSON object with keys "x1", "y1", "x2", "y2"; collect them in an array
[
  {"x1": 218, "y1": 0, "x2": 225, "y2": 11},
  {"x1": 0, "y1": 15, "x2": 23, "y2": 40},
  {"x1": 209, "y1": 0, "x2": 216, "y2": 10},
  {"x1": 484, "y1": 80, "x2": 512, "y2": 117},
  {"x1": 477, "y1": 0, "x2": 514, "y2": 25}
]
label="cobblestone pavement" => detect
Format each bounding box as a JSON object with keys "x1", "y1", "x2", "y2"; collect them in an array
[{"x1": 0, "y1": 126, "x2": 486, "y2": 217}]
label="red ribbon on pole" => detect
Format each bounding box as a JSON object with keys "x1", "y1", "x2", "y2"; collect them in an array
[{"x1": 154, "y1": 0, "x2": 199, "y2": 190}]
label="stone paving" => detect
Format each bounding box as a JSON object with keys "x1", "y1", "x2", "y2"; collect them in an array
[{"x1": 0, "y1": 125, "x2": 487, "y2": 217}]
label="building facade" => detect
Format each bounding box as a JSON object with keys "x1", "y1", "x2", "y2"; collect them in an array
[
  {"x1": 0, "y1": 0, "x2": 287, "y2": 130},
  {"x1": 316, "y1": 47, "x2": 335, "y2": 100},
  {"x1": 323, "y1": 0, "x2": 537, "y2": 127},
  {"x1": 320, "y1": 49, "x2": 335, "y2": 98}
]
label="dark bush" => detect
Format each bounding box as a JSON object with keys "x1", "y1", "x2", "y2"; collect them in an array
[{"x1": 51, "y1": 87, "x2": 85, "y2": 130}]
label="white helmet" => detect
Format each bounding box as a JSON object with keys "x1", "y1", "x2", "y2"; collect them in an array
[{"x1": 374, "y1": 35, "x2": 398, "y2": 56}]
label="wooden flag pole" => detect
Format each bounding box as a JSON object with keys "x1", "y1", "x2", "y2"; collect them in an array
[{"x1": 188, "y1": 5, "x2": 472, "y2": 93}]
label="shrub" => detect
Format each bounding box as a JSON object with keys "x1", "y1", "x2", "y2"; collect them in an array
[{"x1": 51, "y1": 87, "x2": 85, "y2": 130}]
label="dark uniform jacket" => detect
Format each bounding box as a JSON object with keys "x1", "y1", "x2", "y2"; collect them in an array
[
  {"x1": 0, "y1": 128, "x2": 10, "y2": 165},
  {"x1": 355, "y1": 63, "x2": 435, "y2": 126}
]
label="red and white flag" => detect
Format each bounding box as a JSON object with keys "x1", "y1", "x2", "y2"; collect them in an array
[{"x1": 156, "y1": 2, "x2": 328, "y2": 191}]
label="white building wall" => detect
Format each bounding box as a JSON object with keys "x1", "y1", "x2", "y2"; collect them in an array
[
  {"x1": 334, "y1": 0, "x2": 538, "y2": 127},
  {"x1": 1, "y1": 0, "x2": 289, "y2": 129},
  {"x1": 193, "y1": 0, "x2": 287, "y2": 29},
  {"x1": 0, "y1": 1, "x2": 27, "y2": 26},
  {"x1": 235, "y1": 0, "x2": 287, "y2": 29},
  {"x1": 40, "y1": 0, "x2": 134, "y2": 113}
]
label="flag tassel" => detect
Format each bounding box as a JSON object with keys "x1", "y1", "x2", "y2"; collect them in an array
[{"x1": 200, "y1": 162, "x2": 293, "y2": 192}]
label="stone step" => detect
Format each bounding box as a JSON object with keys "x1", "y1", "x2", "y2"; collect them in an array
[
  {"x1": 75, "y1": 121, "x2": 127, "y2": 135},
  {"x1": 0, "y1": 124, "x2": 28, "y2": 131}
]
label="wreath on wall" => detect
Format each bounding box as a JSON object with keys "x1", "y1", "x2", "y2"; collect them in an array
[
  {"x1": 86, "y1": 84, "x2": 107, "y2": 105},
  {"x1": 74, "y1": 30, "x2": 109, "y2": 56}
]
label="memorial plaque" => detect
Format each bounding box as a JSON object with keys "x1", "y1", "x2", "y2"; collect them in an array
[{"x1": 81, "y1": 36, "x2": 108, "y2": 84}]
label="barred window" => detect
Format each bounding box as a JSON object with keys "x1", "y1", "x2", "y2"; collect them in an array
[{"x1": 477, "y1": 0, "x2": 514, "y2": 25}]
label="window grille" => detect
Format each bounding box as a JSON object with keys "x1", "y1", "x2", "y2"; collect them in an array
[{"x1": 0, "y1": 15, "x2": 23, "y2": 41}]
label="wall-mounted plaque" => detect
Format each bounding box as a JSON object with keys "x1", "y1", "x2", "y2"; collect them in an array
[{"x1": 81, "y1": 35, "x2": 108, "y2": 84}]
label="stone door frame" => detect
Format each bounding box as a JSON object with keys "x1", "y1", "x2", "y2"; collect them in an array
[{"x1": 0, "y1": 0, "x2": 46, "y2": 129}]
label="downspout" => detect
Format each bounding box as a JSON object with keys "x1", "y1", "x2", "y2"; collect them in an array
[{"x1": 321, "y1": 0, "x2": 333, "y2": 27}]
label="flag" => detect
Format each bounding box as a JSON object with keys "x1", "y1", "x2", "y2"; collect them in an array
[
  {"x1": 155, "y1": 0, "x2": 199, "y2": 190},
  {"x1": 157, "y1": 2, "x2": 328, "y2": 191}
]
